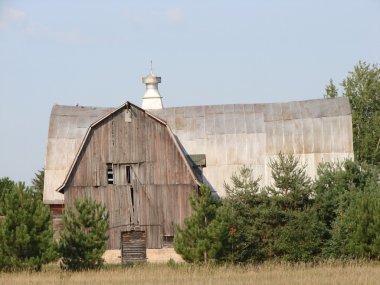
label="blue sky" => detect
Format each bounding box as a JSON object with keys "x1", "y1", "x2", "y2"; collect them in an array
[{"x1": 1, "y1": 0, "x2": 379, "y2": 184}]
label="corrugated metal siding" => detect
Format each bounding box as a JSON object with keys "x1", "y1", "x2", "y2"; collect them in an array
[{"x1": 151, "y1": 97, "x2": 354, "y2": 195}]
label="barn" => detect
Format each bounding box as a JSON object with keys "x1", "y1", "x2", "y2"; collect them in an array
[
  {"x1": 43, "y1": 71, "x2": 354, "y2": 253},
  {"x1": 44, "y1": 102, "x2": 201, "y2": 250}
]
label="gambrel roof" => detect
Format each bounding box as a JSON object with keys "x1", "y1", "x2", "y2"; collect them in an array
[
  {"x1": 44, "y1": 104, "x2": 114, "y2": 203},
  {"x1": 43, "y1": 102, "x2": 201, "y2": 204}
]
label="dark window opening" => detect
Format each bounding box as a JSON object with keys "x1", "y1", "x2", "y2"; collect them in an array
[
  {"x1": 130, "y1": 187, "x2": 134, "y2": 208},
  {"x1": 107, "y1": 163, "x2": 114, "y2": 184},
  {"x1": 126, "y1": 165, "x2": 131, "y2": 184},
  {"x1": 162, "y1": 236, "x2": 174, "y2": 248}
]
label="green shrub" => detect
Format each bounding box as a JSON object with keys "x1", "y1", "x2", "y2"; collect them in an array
[
  {"x1": 0, "y1": 180, "x2": 56, "y2": 271},
  {"x1": 174, "y1": 185, "x2": 221, "y2": 263},
  {"x1": 58, "y1": 198, "x2": 109, "y2": 271}
]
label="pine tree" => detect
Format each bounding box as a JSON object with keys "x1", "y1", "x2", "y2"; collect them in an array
[
  {"x1": 31, "y1": 168, "x2": 44, "y2": 198},
  {"x1": 0, "y1": 177, "x2": 15, "y2": 215},
  {"x1": 324, "y1": 78, "x2": 339, "y2": 98},
  {"x1": 174, "y1": 185, "x2": 221, "y2": 263},
  {"x1": 221, "y1": 166, "x2": 273, "y2": 263},
  {"x1": 315, "y1": 160, "x2": 380, "y2": 259},
  {"x1": 275, "y1": 208, "x2": 325, "y2": 262},
  {"x1": 267, "y1": 154, "x2": 324, "y2": 262},
  {"x1": 0, "y1": 181, "x2": 56, "y2": 271},
  {"x1": 58, "y1": 198, "x2": 109, "y2": 271},
  {"x1": 267, "y1": 153, "x2": 313, "y2": 211}
]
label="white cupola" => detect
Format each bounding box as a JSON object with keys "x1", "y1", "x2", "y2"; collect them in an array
[{"x1": 141, "y1": 64, "x2": 163, "y2": 110}]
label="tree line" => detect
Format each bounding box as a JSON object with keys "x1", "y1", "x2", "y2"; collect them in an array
[
  {"x1": 324, "y1": 61, "x2": 380, "y2": 165},
  {"x1": 175, "y1": 61, "x2": 380, "y2": 263},
  {"x1": 0, "y1": 173, "x2": 109, "y2": 271},
  {"x1": 174, "y1": 156, "x2": 380, "y2": 263}
]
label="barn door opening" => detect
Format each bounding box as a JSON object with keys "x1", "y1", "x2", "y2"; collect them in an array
[
  {"x1": 112, "y1": 163, "x2": 141, "y2": 225},
  {"x1": 121, "y1": 230, "x2": 146, "y2": 263}
]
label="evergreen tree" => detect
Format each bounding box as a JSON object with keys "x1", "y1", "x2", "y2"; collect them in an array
[
  {"x1": 267, "y1": 153, "x2": 313, "y2": 211},
  {"x1": 275, "y1": 208, "x2": 324, "y2": 262},
  {"x1": 266, "y1": 154, "x2": 324, "y2": 262},
  {"x1": 218, "y1": 159, "x2": 323, "y2": 263},
  {"x1": 326, "y1": 187, "x2": 380, "y2": 259},
  {"x1": 0, "y1": 177, "x2": 15, "y2": 215},
  {"x1": 0, "y1": 181, "x2": 56, "y2": 271},
  {"x1": 207, "y1": 203, "x2": 237, "y2": 262},
  {"x1": 31, "y1": 168, "x2": 44, "y2": 198},
  {"x1": 314, "y1": 160, "x2": 377, "y2": 235},
  {"x1": 314, "y1": 160, "x2": 380, "y2": 259},
  {"x1": 174, "y1": 184, "x2": 221, "y2": 263},
  {"x1": 221, "y1": 166, "x2": 274, "y2": 263},
  {"x1": 324, "y1": 78, "x2": 339, "y2": 98},
  {"x1": 58, "y1": 198, "x2": 109, "y2": 271}
]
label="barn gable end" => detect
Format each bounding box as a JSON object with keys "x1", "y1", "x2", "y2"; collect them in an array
[{"x1": 58, "y1": 103, "x2": 200, "y2": 249}]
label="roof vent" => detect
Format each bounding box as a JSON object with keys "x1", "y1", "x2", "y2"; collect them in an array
[{"x1": 141, "y1": 62, "x2": 163, "y2": 110}]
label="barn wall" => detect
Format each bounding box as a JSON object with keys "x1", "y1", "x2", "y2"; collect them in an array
[
  {"x1": 64, "y1": 105, "x2": 197, "y2": 249},
  {"x1": 151, "y1": 98, "x2": 354, "y2": 195}
]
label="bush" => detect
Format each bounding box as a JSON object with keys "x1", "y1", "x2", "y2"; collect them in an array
[
  {"x1": 219, "y1": 156, "x2": 323, "y2": 263},
  {"x1": 315, "y1": 161, "x2": 380, "y2": 259},
  {"x1": 58, "y1": 198, "x2": 109, "y2": 271},
  {"x1": 275, "y1": 208, "x2": 324, "y2": 262},
  {"x1": 265, "y1": 154, "x2": 324, "y2": 262},
  {"x1": 0, "y1": 177, "x2": 15, "y2": 215},
  {"x1": 221, "y1": 166, "x2": 272, "y2": 263},
  {"x1": 174, "y1": 185, "x2": 221, "y2": 263},
  {"x1": 0, "y1": 181, "x2": 56, "y2": 271},
  {"x1": 175, "y1": 156, "x2": 380, "y2": 264}
]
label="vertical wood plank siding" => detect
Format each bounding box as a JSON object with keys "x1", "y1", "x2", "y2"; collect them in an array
[{"x1": 64, "y1": 106, "x2": 197, "y2": 249}]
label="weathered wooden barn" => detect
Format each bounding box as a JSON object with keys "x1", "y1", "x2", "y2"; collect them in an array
[
  {"x1": 44, "y1": 102, "x2": 200, "y2": 249},
  {"x1": 43, "y1": 72, "x2": 354, "y2": 252}
]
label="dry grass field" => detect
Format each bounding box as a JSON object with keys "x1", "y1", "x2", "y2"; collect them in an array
[{"x1": 1, "y1": 262, "x2": 379, "y2": 285}]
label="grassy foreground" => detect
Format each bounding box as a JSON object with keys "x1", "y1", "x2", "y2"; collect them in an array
[{"x1": 1, "y1": 262, "x2": 379, "y2": 285}]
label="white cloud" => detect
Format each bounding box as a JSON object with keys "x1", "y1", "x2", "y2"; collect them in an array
[
  {"x1": 0, "y1": 7, "x2": 26, "y2": 29},
  {"x1": 166, "y1": 7, "x2": 183, "y2": 23},
  {"x1": 0, "y1": 7, "x2": 84, "y2": 44}
]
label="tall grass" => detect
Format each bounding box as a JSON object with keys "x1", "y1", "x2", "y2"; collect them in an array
[{"x1": 1, "y1": 261, "x2": 379, "y2": 285}]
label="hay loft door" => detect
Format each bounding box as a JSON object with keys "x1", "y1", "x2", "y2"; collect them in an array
[{"x1": 112, "y1": 163, "x2": 141, "y2": 225}]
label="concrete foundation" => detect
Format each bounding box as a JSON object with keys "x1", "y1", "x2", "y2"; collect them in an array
[{"x1": 102, "y1": 248, "x2": 184, "y2": 264}]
